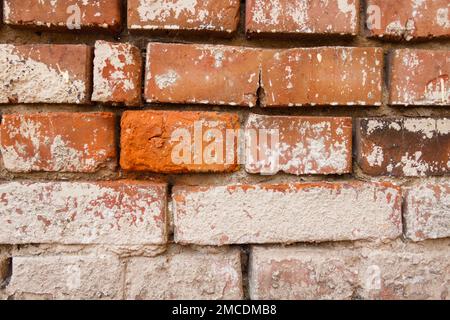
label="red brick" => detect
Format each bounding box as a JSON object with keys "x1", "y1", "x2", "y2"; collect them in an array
[
  {"x1": 128, "y1": 0, "x2": 240, "y2": 35},
  {"x1": 389, "y1": 49, "x2": 449, "y2": 106},
  {"x1": 145, "y1": 43, "x2": 261, "y2": 107},
  {"x1": 245, "y1": 114, "x2": 352, "y2": 175},
  {"x1": 3, "y1": 0, "x2": 122, "y2": 32},
  {"x1": 365, "y1": 0, "x2": 450, "y2": 40},
  {"x1": 355, "y1": 118, "x2": 450, "y2": 177},
  {"x1": 0, "y1": 181, "x2": 168, "y2": 245},
  {"x1": 246, "y1": 0, "x2": 359, "y2": 37},
  {"x1": 0, "y1": 44, "x2": 92, "y2": 104},
  {"x1": 125, "y1": 246, "x2": 243, "y2": 300},
  {"x1": 250, "y1": 243, "x2": 450, "y2": 300},
  {"x1": 92, "y1": 41, "x2": 143, "y2": 107},
  {"x1": 261, "y1": 47, "x2": 383, "y2": 107},
  {"x1": 404, "y1": 183, "x2": 450, "y2": 241},
  {"x1": 173, "y1": 182, "x2": 402, "y2": 245},
  {"x1": 0, "y1": 113, "x2": 116, "y2": 173},
  {"x1": 120, "y1": 110, "x2": 240, "y2": 173}
]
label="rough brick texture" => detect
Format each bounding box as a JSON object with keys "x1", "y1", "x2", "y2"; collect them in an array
[
  {"x1": 92, "y1": 41, "x2": 143, "y2": 106},
  {"x1": 261, "y1": 47, "x2": 383, "y2": 106},
  {"x1": 0, "y1": 113, "x2": 116, "y2": 173},
  {"x1": 0, "y1": 181, "x2": 167, "y2": 245},
  {"x1": 173, "y1": 182, "x2": 402, "y2": 245},
  {"x1": 365, "y1": 0, "x2": 450, "y2": 40},
  {"x1": 356, "y1": 118, "x2": 450, "y2": 177},
  {"x1": 246, "y1": 0, "x2": 359, "y2": 36},
  {"x1": 128, "y1": 0, "x2": 240, "y2": 35},
  {"x1": 120, "y1": 110, "x2": 240, "y2": 173},
  {"x1": 7, "y1": 255, "x2": 122, "y2": 299},
  {"x1": 250, "y1": 244, "x2": 450, "y2": 300},
  {"x1": 404, "y1": 183, "x2": 450, "y2": 242},
  {"x1": 145, "y1": 42, "x2": 261, "y2": 106},
  {"x1": 245, "y1": 114, "x2": 352, "y2": 175},
  {"x1": 389, "y1": 49, "x2": 449, "y2": 106},
  {"x1": 3, "y1": 0, "x2": 122, "y2": 32},
  {"x1": 0, "y1": 44, "x2": 92, "y2": 104},
  {"x1": 125, "y1": 246, "x2": 243, "y2": 300}
]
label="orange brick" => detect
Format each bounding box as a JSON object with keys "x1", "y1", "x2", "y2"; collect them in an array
[
  {"x1": 0, "y1": 113, "x2": 116, "y2": 173},
  {"x1": 3, "y1": 0, "x2": 122, "y2": 32},
  {"x1": 92, "y1": 41, "x2": 143, "y2": 107},
  {"x1": 144, "y1": 43, "x2": 261, "y2": 107},
  {"x1": 120, "y1": 110, "x2": 240, "y2": 173}
]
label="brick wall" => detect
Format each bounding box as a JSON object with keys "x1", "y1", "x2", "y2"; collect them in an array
[{"x1": 0, "y1": 0, "x2": 449, "y2": 300}]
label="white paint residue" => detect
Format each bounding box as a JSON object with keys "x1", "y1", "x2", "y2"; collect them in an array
[{"x1": 155, "y1": 69, "x2": 180, "y2": 89}]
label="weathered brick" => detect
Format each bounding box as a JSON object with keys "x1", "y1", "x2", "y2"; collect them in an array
[
  {"x1": 144, "y1": 43, "x2": 261, "y2": 107},
  {"x1": 261, "y1": 47, "x2": 383, "y2": 106},
  {"x1": 389, "y1": 49, "x2": 449, "y2": 106},
  {"x1": 404, "y1": 183, "x2": 450, "y2": 241},
  {"x1": 3, "y1": 0, "x2": 122, "y2": 32},
  {"x1": 250, "y1": 244, "x2": 450, "y2": 300},
  {"x1": 365, "y1": 0, "x2": 450, "y2": 40},
  {"x1": 246, "y1": 0, "x2": 359, "y2": 36},
  {"x1": 128, "y1": 0, "x2": 240, "y2": 35},
  {"x1": 245, "y1": 114, "x2": 352, "y2": 175},
  {"x1": 120, "y1": 110, "x2": 240, "y2": 173},
  {"x1": 0, "y1": 113, "x2": 116, "y2": 173},
  {"x1": 0, "y1": 181, "x2": 167, "y2": 245},
  {"x1": 92, "y1": 41, "x2": 143, "y2": 107},
  {"x1": 7, "y1": 255, "x2": 122, "y2": 299},
  {"x1": 249, "y1": 246, "x2": 359, "y2": 300},
  {"x1": 125, "y1": 246, "x2": 243, "y2": 300},
  {"x1": 0, "y1": 44, "x2": 92, "y2": 104},
  {"x1": 173, "y1": 182, "x2": 402, "y2": 245},
  {"x1": 355, "y1": 118, "x2": 450, "y2": 177}
]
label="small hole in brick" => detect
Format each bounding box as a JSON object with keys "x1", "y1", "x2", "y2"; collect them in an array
[{"x1": 0, "y1": 258, "x2": 12, "y2": 289}]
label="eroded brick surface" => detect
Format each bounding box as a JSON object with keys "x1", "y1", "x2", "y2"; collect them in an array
[
  {"x1": 173, "y1": 182, "x2": 402, "y2": 245},
  {"x1": 144, "y1": 43, "x2": 261, "y2": 106},
  {"x1": 3, "y1": 0, "x2": 122, "y2": 32},
  {"x1": 0, "y1": 44, "x2": 92, "y2": 104},
  {"x1": 0, "y1": 113, "x2": 116, "y2": 173},
  {"x1": 245, "y1": 114, "x2": 352, "y2": 175},
  {"x1": 0, "y1": 181, "x2": 168, "y2": 245},
  {"x1": 92, "y1": 41, "x2": 143, "y2": 106},
  {"x1": 365, "y1": 0, "x2": 450, "y2": 40},
  {"x1": 7, "y1": 255, "x2": 122, "y2": 299},
  {"x1": 404, "y1": 183, "x2": 450, "y2": 241},
  {"x1": 125, "y1": 246, "x2": 243, "y2": 300},
  {"x1": 261, "y1": 47, "x2": 383, "y2": 106},
  {"x1": 128, "y1": 0, "x2": 240, "y2": 35},
  {"x1": 120, "y1": 110, "x2": 240, "y2": 173},
  {"x1": 389, "y1": 49, "x2": 449, "y2": 106},
  {"x1": 356, "y1": 118, "x2": 450, "y2": 177},
  {"x1": 246, "y1": 0, "x2": 359, "y2": 36}
]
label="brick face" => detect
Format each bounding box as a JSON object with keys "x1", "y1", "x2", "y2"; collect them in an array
[
  {"x1": 245, "y1": 114, "x2": 352, "y2": 175},
  {"x1": 365, "y1": 0, "x2": 450, "y2": 40},
  {"x1": 404, "y1": 183, "x2": 450, "y2": 241},
  {"x1": 0, "y1": 181, "x2": 168, "y2": 245},
  {"x1": 355, "y1": 118, "x2": 450, "y2": 177},
  {"x1": 173, "y1": 182, "x2": 402, "y2": 245},
  {"x1": 261, "y1": 47, "x2": 383, "y2": 106},
  {"x1": 389, "y1": 49, "x2": 449, "y2": 106},
  {"x1": 128, "y1": 0, "x2": 240, "y2": 35},
  {"x1": 0, "y1": 44, "x2": 92, "y2": 104},
  {"x1": 92, "y1": 41, "x2": 143, "y2": 107},
  {"x1": 145, "y1": 42, "x2": 261, "y2": 107},
  {"x1": 125, "y1": 246, "x2": 243, "y2": 300},
  {"x1": 3, "y1": 0, "x2": 122, "y2": 32},
  {"x1": 120, "y1": 110, "x2": 240, "y2": 173},
  {"x1": 246, "y1": 0, "x2": 359, "y2": 36},
  {"x1": 0, "y1": 113, "x2": 116, "y2": 173}
]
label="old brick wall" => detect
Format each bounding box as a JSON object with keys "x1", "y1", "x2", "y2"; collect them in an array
[{"x1": 0, "y1": 0, "x2": 449, "y2": 300}]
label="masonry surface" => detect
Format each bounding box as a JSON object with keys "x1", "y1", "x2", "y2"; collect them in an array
[{"x1": 0, "y1": 0, "x2": 449, "y2": 300}]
